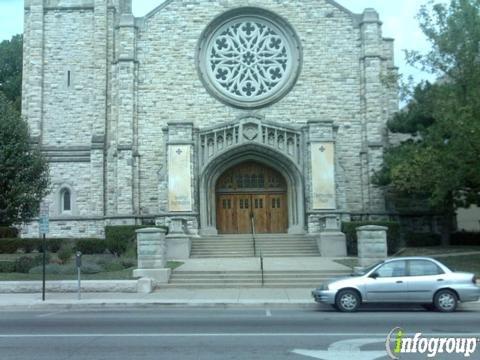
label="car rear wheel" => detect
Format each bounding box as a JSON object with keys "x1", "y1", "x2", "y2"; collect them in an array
[
  {"x1": 434, "y1": 289, "x2": 458, "y2": 312},
  {"x1": 335, "y1": 289, "x2": 361, "y2": 312}
]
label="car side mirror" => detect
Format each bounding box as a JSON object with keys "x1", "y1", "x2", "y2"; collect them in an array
[{"x1": 370, "y1": 272, "x2": 379, "y2": 279}]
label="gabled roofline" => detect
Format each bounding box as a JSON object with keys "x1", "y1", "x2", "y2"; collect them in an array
[
  {"x1": 141, "y1": 0, "x2": 363, "y2": 23},
  {"x1": 144, "y1": 0, "x2": 175, "y2": 19}
]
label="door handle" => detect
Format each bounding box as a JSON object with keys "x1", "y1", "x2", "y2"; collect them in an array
[
  {"x1": 437, "y1": 279, "x2": 444, "y2": 282},
  {"x1": 396, "y1": 281, "x2": 403, "y2": 283}
]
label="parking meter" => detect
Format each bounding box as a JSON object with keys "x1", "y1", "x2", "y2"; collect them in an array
[
  {"x1": 76, "y1": 251, "x2": 82, "y2": 300},
  {"x1": 75, "y1": 251, "x2": 82, "y2": 268}
]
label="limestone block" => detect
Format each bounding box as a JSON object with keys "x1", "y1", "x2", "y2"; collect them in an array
[
  {"x1": 166, "y1": 235, "x2": 191, "y2": 260},
  {"x1": 357, "y1": 225, "x2": 388, "y2": 267},
  {"x1": 136, "y1": 227, "x2": 167, "y2": 269},
  {"x1": 136, "y1": 277, "x2": 153, "y2": 294},
  {"x1": 317, "y1": 232, "x2": 347, "y2": 257},
  {"x1": 133, "y1": 269, "x2": 171, "y2": 285}
]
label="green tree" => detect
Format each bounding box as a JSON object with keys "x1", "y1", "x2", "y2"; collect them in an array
[
  {"x1": 0, "y1": 93, "x2": 50, "y2": 226},
  {"x1": 0, "y1": 35, "x2": 23, "y2": 111},
  {"x1": 375, "y1": 0, "x2": 480, "y2": 244}
]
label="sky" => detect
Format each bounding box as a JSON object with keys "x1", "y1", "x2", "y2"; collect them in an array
[{"x1": 0, "y1": 0, "x2": 445, "y2": 84}]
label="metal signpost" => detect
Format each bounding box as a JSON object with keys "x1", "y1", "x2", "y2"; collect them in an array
[{"x1": 38, "y1": 202, "x2": 49, "y2": 301}]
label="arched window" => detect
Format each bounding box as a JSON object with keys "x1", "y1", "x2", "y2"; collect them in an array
[{"x1": 61, "y1": 188, "x2": 71, "y2": 213}]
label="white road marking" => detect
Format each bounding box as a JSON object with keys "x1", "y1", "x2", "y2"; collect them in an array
[
  {"x1": 266, "y1": 309, "x2": 272, "y2": 317},
  {"x1": 0, "y1": 333, "x2": 478, "y2": 338},
  {"x1": 293, "y1": 338, "x2": 386, "y2": 360},
  {"x1": 35, "y1": 311, "x2": 66, "y2": 318}
]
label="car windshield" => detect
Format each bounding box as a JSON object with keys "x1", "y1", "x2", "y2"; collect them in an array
[{"x1": 352, "y1": 261, "x2": 383, "y2": 276}]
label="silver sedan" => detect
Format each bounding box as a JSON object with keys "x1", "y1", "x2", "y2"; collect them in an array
[{"x1": 312, "y1": 257, "x2": 480, "y2": 312}]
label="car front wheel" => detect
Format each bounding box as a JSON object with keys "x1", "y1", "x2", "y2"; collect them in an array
[
  {"x1": 335, "y1": 289, "x2": 361, "y2": 312},
  {"x1": 434, "y1": 289, "x2": 458, "y2": 312}
]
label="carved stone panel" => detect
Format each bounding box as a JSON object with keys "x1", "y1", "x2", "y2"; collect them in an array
[
  {"x1": 311, "y1": 142, "x2": 336, "y2": 210},
  {"x1": 168, "y1": 145, "x2": 192, "y2": 211}
]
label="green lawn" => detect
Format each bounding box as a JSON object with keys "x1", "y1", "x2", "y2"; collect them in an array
[{"x1": 0, "y1": 256, "x2": 184, "y2": 281}]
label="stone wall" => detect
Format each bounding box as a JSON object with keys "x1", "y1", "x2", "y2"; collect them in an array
[{"x1": 21, "y1": 0, "x2": 397, "y2": 238}]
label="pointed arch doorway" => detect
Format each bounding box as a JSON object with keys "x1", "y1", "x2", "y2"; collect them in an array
[{"x1": 216, "y1": 161, "x2": 288, "y2": 234}]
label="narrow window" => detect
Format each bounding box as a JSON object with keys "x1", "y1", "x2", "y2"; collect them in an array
[
  {"x1": 61, "y1": 189, "x2": 71, "y2": 212},
  {"x1": 67, "y1": 71, "x2": 71, "y2": 87}
]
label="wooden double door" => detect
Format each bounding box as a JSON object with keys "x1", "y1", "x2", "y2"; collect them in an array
[{"x1": 217, "y1": 193, "x2": 287, "y2": 234}]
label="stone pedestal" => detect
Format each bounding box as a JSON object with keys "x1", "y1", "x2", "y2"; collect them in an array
[
  {"x1": 165, "y1": 218, "x2": 191, "y2": 260},
  {"x1": 357, "y1": 225, "x2": 388, "y2": 267},
  {"x1": 316, "y1": 215, "x2": 347, "y2": 257},
  {"x1": 133, "y1": 227, "x2": 171, "y2": 284},
  {"x1": 318, "y1": 232, "x2": 347, "y2": 257}
]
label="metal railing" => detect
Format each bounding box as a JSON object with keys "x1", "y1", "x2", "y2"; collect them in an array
[{"x1": 250, "y1": 213, "x2": 264, "y2": 286}]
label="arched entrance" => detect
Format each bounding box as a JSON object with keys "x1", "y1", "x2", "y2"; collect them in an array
[
  {"x1": 216, "y1": 161, "x2": 288, "y2": 234},
  {"x1": 199, "y1": 142, "x2": 305, "y2": 235}
]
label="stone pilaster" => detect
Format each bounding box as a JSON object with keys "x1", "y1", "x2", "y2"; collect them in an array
[
  {"x1": 114, "y1": 8, "x2": 136, "y2": 215},
  {"x1": 360, "y1": 9, "x2": 386, "y2": 213},
  {"x1": 24, "y1": 0, "x2": 44, "y2": 139},
  {"x1": 90, "y1": 0, "x2": 108, "y2": 217}
]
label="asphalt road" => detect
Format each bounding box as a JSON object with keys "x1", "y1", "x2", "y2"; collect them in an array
[{"x1": 1, "y1": 305, "x2": 479, "y2": 360}]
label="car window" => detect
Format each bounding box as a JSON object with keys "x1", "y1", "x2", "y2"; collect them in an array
[
  {"x1": 409, "y1": 260, "x2": 444, "y2": 276},
  {"x1": 375, "y1": 261, "x2": 407, "y2": 278}
]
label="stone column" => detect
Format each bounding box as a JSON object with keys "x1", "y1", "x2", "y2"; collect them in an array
[
  {"x1": 114, "y1": 10, "x2": 136, "y2": 216},
  {"x1": 165, "y1": 218, "x2": 191, "y2": 260},
  {"x1": 133, "y1": 228, "x2": 171, "y2": 284},
  {"x1": 24, "y1": 0, "x2": 44, "y2": 139},
  {"x1": 317, "y1": 215, "x2": 347, "y2": 257},
  {"x1": 357, "y1": 225, "x2": 387, "y2": 267},
  {"x1": 360, "y1": 9, "x2": 387, "y2": 213}
]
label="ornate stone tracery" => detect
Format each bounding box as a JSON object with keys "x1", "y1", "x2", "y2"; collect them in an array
[{"x1": 198, "y1": 8, "x2": 302, "y2": 109}]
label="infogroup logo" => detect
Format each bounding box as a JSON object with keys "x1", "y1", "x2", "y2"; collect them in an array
[{"x1": 385, "y1": 327, "x2": 479, "y2": 359}]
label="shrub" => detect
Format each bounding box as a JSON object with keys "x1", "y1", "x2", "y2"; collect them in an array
[
  {"x1": 80, "y1": 261, "x2": 103, "y2": 274},
  {"x1": 29, "y1": 264, "x2": 64, "y2": 275},
  {"x1": 75, "y1": 239, "x2": 107, "y2": 254},
  {"x1": 0, "y1": 238, "x2": 86, "y2": 254},
  {"x1": 105, "y1": 226, "x2": 143, "y2": 257},
  {"x1": 120, "y1": 257, "x2": 136, "y2": 268},
  {"x1": 57, "y1": 245, "x2": 73, "y2": 264},
  {"x1": 0, "y1": 227, "x2": 18, "y2": 239},
  {"x1": 405, "y1": 232, "x2": 442, "y2": 247},
  {"x1": 0, "y1": 261, "x2": 15, "y2": 273},
  {"x1": 103, "y1": 259, "x2": 125, "y2": 272},
  {"x1": 342, "y1": 221, "x2": 401, "y2": 256},
  {"x1": 0, "y1": 239, "x2": 21, "y2": 253},
  {"x1": 15, "y1": 255, "x2": 44, "y2": 273},
  {"x1": 450, "y1": 232, "x2": 480, "y2": 246}
]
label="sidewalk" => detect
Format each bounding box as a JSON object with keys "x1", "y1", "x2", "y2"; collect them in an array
[{"x1": 0, "y1": 288, "x2": 317, "y2": 309}]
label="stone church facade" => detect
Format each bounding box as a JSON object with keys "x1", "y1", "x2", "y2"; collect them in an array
[{"x1": 21, "y1": 0, "x2": 398, "y2": 245}]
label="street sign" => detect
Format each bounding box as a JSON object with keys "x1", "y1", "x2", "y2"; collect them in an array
[{"x1": 39, "y1": 201, "x2": 49, "y2": 235}]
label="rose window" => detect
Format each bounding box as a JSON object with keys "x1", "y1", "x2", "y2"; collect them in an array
[{"x1": 198, "y1": 9, "x2": 302, "y2": 108}]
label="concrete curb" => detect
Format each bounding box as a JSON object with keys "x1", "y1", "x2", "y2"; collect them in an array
[{"x1": 0, "y1": 280, "x2": 144, "y2": 293}]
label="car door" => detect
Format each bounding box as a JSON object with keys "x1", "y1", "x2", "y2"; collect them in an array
[
  {"x1": 406, "y1": 260, "x2": 446, "y2": 302},
  {"x1": 365, "y1": 260, "x2": 409, "y2": 302}
]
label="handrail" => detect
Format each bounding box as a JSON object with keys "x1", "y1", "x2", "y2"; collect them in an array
[{"x1": 250, "y1": 212, "x2": 256, "y2": 257}]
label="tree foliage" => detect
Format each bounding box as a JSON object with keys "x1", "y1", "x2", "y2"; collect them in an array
[
  {"x1": 0, "y1": 93, "x2": 50, "y2": 226},
  {"x1": 0, "y1": 35, "x2": 22, "y2": 111},
  {"x1": 376, "y1": 0, "x2": 480, "y2": 212}
]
